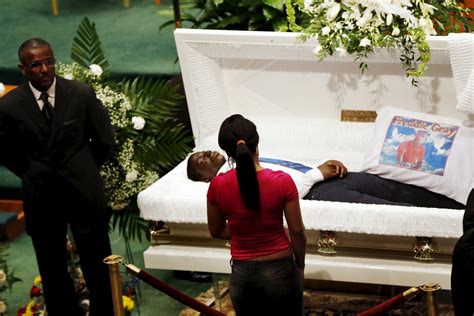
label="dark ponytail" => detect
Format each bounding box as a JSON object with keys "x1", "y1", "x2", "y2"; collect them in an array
[{"x1": 218, "y1": 114, "x2": 260, "y2": 210}]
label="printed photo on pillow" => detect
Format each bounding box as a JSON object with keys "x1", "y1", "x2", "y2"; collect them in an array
[{"x1": 380, "y1": 116, "x2": 460, "y2": 176}]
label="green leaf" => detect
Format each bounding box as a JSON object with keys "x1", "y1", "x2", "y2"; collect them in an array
[
  {"x1": 218, "y1": 15, "x2": 247, "y2": 28},
  {"x1": 272, "y1": 17, "x2": 288, "y2": 32},
  {"x1": 70, "y1": 17, "x2": 110, "y2": 75},
  {"x1": 110, "y1": 204, "x2": 149, "y2": 243},
  {"x1": 263, "y1": 5, "x2": 281, "y2": 21},
  {"x1": 262, "y1": 0, "x2": 286, "y2": 11},
  {"x1": 286, "y1": 0, "x2": 302, "y2": 32}
]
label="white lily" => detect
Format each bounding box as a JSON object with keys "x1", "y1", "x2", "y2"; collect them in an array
[
  {"x1": 386, "y1": 13, "x2": 393, "y2": 26},
  {"x1": 359, "y1": 37, "x2": 372, "y2": 47},
  {"x1": 326, "y1": 3, "x2": 341, "y2": 21},
  {"x1": 419, "y1": 17, "x2": 437, "y2": 36}
]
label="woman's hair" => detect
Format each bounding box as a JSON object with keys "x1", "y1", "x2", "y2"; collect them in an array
[{"x1": 218, "y1": 114, "x2": 260, "y2": 210}]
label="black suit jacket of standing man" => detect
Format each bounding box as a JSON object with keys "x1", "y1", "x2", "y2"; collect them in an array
[{"x1": 0, "y1": 39, "x2": 115, "y2": 315}]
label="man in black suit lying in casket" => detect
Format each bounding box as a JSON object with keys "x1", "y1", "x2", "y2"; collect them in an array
[{"x1": 187, "y1": 151, "x2": 464, "y2": 210}]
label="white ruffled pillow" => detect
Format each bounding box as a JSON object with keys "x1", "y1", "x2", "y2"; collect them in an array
[{"x1": 361, "y1": 106, "x2": 473, "y2": 204}]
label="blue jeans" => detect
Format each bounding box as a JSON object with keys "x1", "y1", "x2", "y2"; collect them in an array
[{"x1": 230, "y1": 257, "x2": 303, "y2": 316}]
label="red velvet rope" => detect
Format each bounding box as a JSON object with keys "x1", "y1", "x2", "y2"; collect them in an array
[
  {"x1": 356, "y1": 292, "x2": 409, "y2": 316},
  {"x1": 132, "y1": 268, "x2": 226, "y2": 316}
]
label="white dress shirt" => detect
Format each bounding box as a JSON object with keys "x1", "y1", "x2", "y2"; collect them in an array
[
  {"x1": 29, "y1": 78, "x2": 56, "y2": 110},
  {"x1": 217, "y1": 158, "x2": 324, "y2": 198}
]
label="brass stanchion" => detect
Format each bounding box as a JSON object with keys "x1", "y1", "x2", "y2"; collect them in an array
[
  {"x1": 51, "y1": 0, "x2": 59, "y2": 16},
  {"x1": 419, "y1": 282, "x2": 441, "y2": 316},
  {"x1": 104, "y1": 255, "x2": 125, "y2": 316}
]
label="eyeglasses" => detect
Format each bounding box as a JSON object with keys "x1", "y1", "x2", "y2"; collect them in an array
[{"x1": 24, "y1": 59, "x2": 56, "y2": 69}]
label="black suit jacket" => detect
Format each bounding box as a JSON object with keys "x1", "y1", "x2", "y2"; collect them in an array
[{"x1": 0, "y1": 76, "x2": 114, "y2": 232}]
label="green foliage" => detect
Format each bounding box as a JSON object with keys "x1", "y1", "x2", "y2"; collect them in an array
[
  {"x1": 430, "y1": 1, "x2": 472, "y2": 35},
  {"x1": 63, "y1": 17, "x2": 193, "y2": 241},
  {"x1": 0, "y1": 244, "x2": 22, "y2": 312},
  {"x1": 71, "y1": 17, "x2": 110, "y2": 76},
  {"x1": 158, "y1": 0, "x2": 290, "y2": 31},
  {"x1": 110, "y1": 199, "x2": 149, "y2": 242},
  {"x1": 117, "y1": 77, "x2": 193, "y2": 173}
]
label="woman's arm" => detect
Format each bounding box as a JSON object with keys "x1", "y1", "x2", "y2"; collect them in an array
[
  {"x1": 207, "y1": 200, "x2": 230, "y2": 239},
  {"x1": 284, "y1": 199, "x2": 306, "y2": 272}
]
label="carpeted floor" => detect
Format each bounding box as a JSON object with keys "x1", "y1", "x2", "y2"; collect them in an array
[
  {"x1": 3, "y1": 230, "x2": 221, "y2": 316},
  {"x1": 0, "y1": 0, "x2": 180, "y2": 85},
  {"x1": 178, "y1": 281, "x2": 456, "y2": 316}
]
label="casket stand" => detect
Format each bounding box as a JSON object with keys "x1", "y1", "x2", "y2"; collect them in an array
[{"x1": 138, "y1": 29, "x2": 472, "y2": 289}]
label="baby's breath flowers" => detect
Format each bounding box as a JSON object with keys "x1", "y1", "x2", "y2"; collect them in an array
[{"x1": 57, "y1": 63, "x2": 158, "y2": 210}]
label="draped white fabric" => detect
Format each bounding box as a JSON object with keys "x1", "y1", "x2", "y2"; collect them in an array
[{"x1": 448, "y1": 33, "x2": 474, "y2": 114}]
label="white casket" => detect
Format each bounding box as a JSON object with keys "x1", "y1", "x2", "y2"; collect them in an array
[{"x1": 138, "y1": 29, "x2": 473, "y2": 289}]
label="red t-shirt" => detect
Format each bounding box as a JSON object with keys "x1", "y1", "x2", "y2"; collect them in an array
[
  {"x1": 397, "y1": 140, "x2": 425, "y2": 164},
  {"x1": 207, "y1": 168, "x2": 298, "y2": 260}
]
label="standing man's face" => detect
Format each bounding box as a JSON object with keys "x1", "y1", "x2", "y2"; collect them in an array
[{"x1": 18, "y1": 46, "x2": 56, "y2": 92}]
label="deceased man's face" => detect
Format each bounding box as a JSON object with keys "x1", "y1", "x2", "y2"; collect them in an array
[{"x1": 190, "y1": 151, "x2": 226, "y2": 182}]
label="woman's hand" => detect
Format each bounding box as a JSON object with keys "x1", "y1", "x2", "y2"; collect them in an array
[{"x1": 298, "y1": 267, "x2": 305, "y2": 287}]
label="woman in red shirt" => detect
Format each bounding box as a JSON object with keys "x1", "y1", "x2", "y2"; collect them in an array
[{"x1": 207, "y1": 114, "x2": 306, "y2": 315}]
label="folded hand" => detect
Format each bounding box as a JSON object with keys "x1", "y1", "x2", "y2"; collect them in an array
[{"x1": 317, "y1": 160, "x2": 347, "y2": 180}]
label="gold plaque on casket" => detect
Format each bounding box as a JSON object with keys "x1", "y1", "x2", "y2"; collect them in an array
[{"x1": 341, "y1": 110, "x2": 377, "y2": 122}]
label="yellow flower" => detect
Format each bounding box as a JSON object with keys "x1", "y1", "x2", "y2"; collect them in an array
[
  {"x1": 21, "y1": 300, "x2": 37, "y2": 316},
  {"x1": 34, "y1": 275, "x2": 42, "y2": 286},
  {"x1": 123, "y1": 295, "x2": 135, "y2": 311}
]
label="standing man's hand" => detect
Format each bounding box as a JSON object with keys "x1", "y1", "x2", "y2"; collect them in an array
[{"x1": 317, "y1": 160, "x2": 347, "y2": 180}]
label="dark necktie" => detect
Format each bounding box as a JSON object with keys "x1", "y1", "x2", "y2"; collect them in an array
[
  {"x1": 259, "y1": 157, "x2": 312, "y2": 173},
  {"x1": 39, "y1": 92, "x2": 53, "y2": 127}
]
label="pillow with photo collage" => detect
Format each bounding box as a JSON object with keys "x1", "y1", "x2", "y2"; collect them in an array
[{"x1": 361, "y1": 106, "x2": 473, "y2": 205}]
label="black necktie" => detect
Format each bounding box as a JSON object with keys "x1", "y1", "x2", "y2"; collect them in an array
[{"x1": 39, "y1": 92, "x2": 53, "y2": 127}]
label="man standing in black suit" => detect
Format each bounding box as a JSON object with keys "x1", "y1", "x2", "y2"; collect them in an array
[
  {"x1": 451, "y1": 189, "x2": 474, "y2": 316},
  {"x1": 0, "y1": 38, "x2": 114, "y2": 315}
]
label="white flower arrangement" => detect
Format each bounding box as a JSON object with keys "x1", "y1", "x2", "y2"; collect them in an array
[
  {"x1": 287, "y1": 0, "x2": 466, "y2": 85},
  {"x1": 131, "y1": 116, "x2": 146, "y2": 130},
  {"x1": 0, "y1": 83, "x2": 5, "y2": 95},
  {"x1": 57, "y1": 63, "x2": 159, "y2": 211}
]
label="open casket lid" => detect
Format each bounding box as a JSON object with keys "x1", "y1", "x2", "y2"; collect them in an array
[{"x1": 174, "y1": 28, "x2": 467, "y2": 152}]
